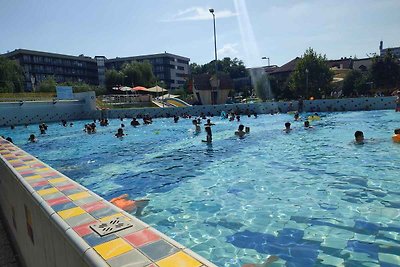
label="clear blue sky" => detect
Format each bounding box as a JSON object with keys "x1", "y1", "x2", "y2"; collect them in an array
[{"x1": 1, "y1": 0, "x2": 399, "y2": 67}]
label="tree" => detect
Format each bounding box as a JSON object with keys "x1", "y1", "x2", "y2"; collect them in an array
[
  {"x1": 342, "y1": 70, "x2": 369, "y2": 97},
  {"x1": 105, "y1": 61, "x2": 156, "y2": 92},
  {"x1": 289, "y1": 48, "x2": 333, "y2": 98},
  {"x1": 255, "y1": 74, "x2": 272, "y2": 101},
  {"x1": 269, "y1": 75, "x2": 294, "y2": 100},
  {"x1": 190, "y1": 57, "x2": 248, "y2": 78},
  {"x1": 190, "y1": 57, "x2": 249, "y2": 97},
  {"x1": 370, "y1": 52, "x2": 400, "y2": 89},
  {"x1": 105, "y1": 69, "x2": 124, "y2": 90},
  {"x1": 121, "y1": 60, "x2": 155, "y2": 88},
  {"x1": 0, "y1": 57, "x2": 25, "y2": 93},
  {"x1": 38, "y1": 76, "x2": 56, "y2": 92}
]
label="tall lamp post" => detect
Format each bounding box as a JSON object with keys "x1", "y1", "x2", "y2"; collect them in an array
[
  {"x1": 209, "y1": 8, "x2": 218, "y2": 105},
  {"x1": 209, "y1": 8, "x2": 218, "y2": 75},
  {"x1": 305, "y1": 68, "x2": 309, "y2": 99},
  {"x1": 261, "y1": 57, "x2": 270, "y2": 66}
]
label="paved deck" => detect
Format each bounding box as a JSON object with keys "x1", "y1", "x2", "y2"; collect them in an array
[{"x1": 0, "y1": 216, "x2": 20, "y2": 267}]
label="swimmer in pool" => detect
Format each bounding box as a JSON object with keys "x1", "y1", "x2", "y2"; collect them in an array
[
  {"x1": 283, "y1": 122, "x2": 292, "y2": 133},
  {"x1": 354, "y1": 130, "x2": 364, "y2": 144},
  {"x1": 304, "y1": 121, "x2": 313, "y2": 129},
  {"x1": 294, "y1": 112, "x2": 300, "y2": 121},
  {"x1": 115, "y1": 128, "x2": 125, "y2": 138},
  {"x1": 235, "y1": 124, "x2": 246, "y2": 138},
  {"x1": 203, "y1": 125, "x2": 213, "y2": 143},
  {"x1": 28, "y1": 134, "x2": 37, "y2": 143},
  {"x1": 192, "y1": 119, "x2": 201, "y2": 133}
]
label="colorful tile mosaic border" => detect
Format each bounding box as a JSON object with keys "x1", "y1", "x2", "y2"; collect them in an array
[{"x1": 0, "y1": 138, "x2": 216, "y2": 267}]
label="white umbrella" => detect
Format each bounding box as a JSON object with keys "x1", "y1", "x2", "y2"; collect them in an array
[
  {"x1": 119, "y1": 86, "x2": 132, "y2": 92},
  {"x1": 147, "y1": 85, "x2": 168, "y2": 93}
]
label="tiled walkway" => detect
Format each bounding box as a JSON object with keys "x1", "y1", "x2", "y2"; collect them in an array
[
  {"x1": 0, "y1": 216, "x2": 20, "y2": 267},
  {"x1": 0, "y1": 139, "x2": 215, "y2": 267}
]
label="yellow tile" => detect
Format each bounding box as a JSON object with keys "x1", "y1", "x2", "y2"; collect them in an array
[
  {"x1": 36, "y1": 167, "x2": 50, "y2": 172},
  {"x1": 25, "y1": 175, "x2": 43, "y2": 180},
  {"x1": 37, "y1": 187, "x2": 59, "y2": 196},
  {"x1": 68, "y1": 191, "x2": 90, "y2": 201},
  {"x1": 8, "y1": 159, "x2": 20, "y2": 163},
  {"x1": 3, "y1": 153, "x2": 13, "y2": 157},
  {"x1": 157, "y1": 251, "x2": 202, "y2": 267},
  {"x1": 48, "y1": 177, "x2": 67, "y2": 184},
  {"x1": 15, "y1": 166, "x2": 29, "y2": 170},
  {"x1": 58, "y1": 207, "x2": 86, "y2": 219},
  {"x1": 93, "y1": 238, "x2": 133, "y2": 260},
  {"x1": 99, "y1": 213, "x2": 124, "y2": 222},
  {"x1": 25, "y1": 160, "x2": 36, "y2": 164}
]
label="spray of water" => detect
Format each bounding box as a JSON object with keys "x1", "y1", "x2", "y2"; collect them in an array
[{"x1": 233, "y1": 0, "x2": 273, "y2": 100}]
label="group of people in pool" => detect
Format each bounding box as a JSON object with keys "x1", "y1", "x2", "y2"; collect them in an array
[
  {"x1": 4, "y1": 105, "x2": 400, "y2": 146},
  {"x1": 285, "y1": 111, "x2": 399, "y2": 144}
]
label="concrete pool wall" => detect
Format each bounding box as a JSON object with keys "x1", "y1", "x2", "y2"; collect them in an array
[
  {"x1": 0, "y1": 94, "x2": 396, "y2": 126},
  {"x1": 0, "y1": 138, "x2": 217, "y2": 267},
  {"x1": 0, "y1": 92, "x2": 100, "y2": 127},
  {"x1": 104, "y1": 96, "x2": 396, "y2": 119}
]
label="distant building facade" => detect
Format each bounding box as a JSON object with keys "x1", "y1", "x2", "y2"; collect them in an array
[
  {"x1": 192, "y1": 73, "x2": 233, "y2": 105},
  {"x1": 2, "y1": 49, "x2": 98, "y2": 91},
  {"x1": 105, "y1": 53, "x2": 189, "y2": 90},
  {"x1": 380, "y1": 41, "x2": 400, "y2": 58},
  {"x1": 1, "y1": 49, "x2": 190, "y2": 91}
]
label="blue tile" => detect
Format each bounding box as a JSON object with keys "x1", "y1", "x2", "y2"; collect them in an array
[
  {"x1": 354, "y1": 220, "x2": 379, "y2": 235},
  {"x1": 346, "y1": 240, "x2": 379, "y2": 260},
  {"x1": 380, "y1": 261, "x2": 400, "y2": 267},
  {"x1": 63, "y1": 187, "x2": 84, "y2": 195},
  {"x1": 139, "y1": 240, "x2": 178, "y2": 261},
  {"x1": 52, "y1": 202, "x2": 76, "y2": 212},
  {"x1": 89, "y1": 207, "x2": 118, "y2": 219},
  {"x1": 82, "y1": 232, "x2": 117, "y2": 247},
  {"x1": 32, "y1": 184, "x2": 53, "y2": 191},
  {"x1": 227, "y1": 229, "x2": 321, "y2": 266}
]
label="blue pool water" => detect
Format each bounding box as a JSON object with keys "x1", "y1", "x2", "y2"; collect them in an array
[{"x1": 1, "y1": 110, "x2": 400, "y2": 266}]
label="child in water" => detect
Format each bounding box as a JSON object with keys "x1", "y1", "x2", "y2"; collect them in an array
[
  {"x1": 283, "y1": 122, "x2": 292, "y2": 133},
  {"x1": 354, "y1": 131, "x2": 364, "y2": 144},
  {"x1": 115, "y1": 128, "x2": 125, "y2": 138},
  {"x1": 28, "y1": 134, "x2": 37, "y2": 143},
  {"x1": 235, "y1": 124, "x2": 247, "y2": 138},
  {"x1": 192, "y1": 119, "x2": 201, "y2": 133}
]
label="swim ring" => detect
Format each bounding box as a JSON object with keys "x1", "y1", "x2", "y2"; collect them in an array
[
  {"x1": 110, "y1": 194, "x2": 136, "y2": 212},
  {"x1": 308, "y1": 115, "x2": 320, "y2": 121}
]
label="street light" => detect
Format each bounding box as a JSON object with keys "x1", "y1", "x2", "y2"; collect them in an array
[
  {"x1": 209, "y1": 8, "x2": 218, "y2": 75},
  {"x1": 305, "y1": 68, "x2": 309, "y2": 99},
  {"x1": 261, "y1": 57, "x2": 270, "y2": 66},
  {"x1": 209, "y1": 8, "x2": 219, "y2": 105}
]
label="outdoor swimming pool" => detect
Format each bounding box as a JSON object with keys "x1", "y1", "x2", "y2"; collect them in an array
[{"x1": 1, "y1": 110, "x2": 399, "y2": 266}]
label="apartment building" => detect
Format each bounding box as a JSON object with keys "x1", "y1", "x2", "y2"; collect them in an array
[{"x1": 2, "y1": 49, "x2": 190, "y2": 91}]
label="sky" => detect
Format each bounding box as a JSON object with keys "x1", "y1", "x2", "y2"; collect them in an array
[{"x1": 1, "y1": 0, "x2": 400, "y2": 68}]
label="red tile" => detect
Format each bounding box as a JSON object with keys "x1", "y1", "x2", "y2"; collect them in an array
[
  {"x1": 46, "y1": 196, "x2": 70, "y2": 206},
  {"x1": 73, "y1": 221, "x2": 96, "y2": 237},
  {"x1": 31, "y1": 163, "x2": 45, "y2": 168},
  {"x1": 81, "y1": 201, "x2": 108, "y2": 213},
  {"x1": 19, "y1": 170, "x2": 35, "y2": 175},
  {"x1": 41, "y1": 171, "x2": 58, "y2": 177},
  {"x1": 31, "y1": 180, "x2": 49, "y2": 187},
  {"x1": 124, "y1": 229, "x2": 160, "y2": 247},
  {"x1": 56, "y1": 184, "x2": 77, "y2": 191}
]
